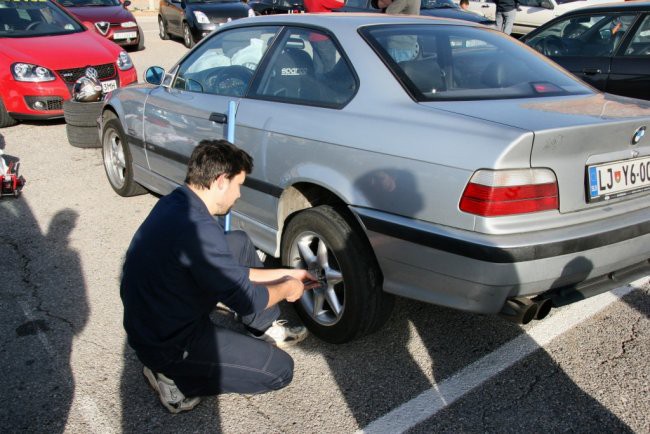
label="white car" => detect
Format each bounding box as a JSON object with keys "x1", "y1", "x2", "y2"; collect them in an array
[{"x1": 464, "y1": 0, "x2": 624, "y2": 35}]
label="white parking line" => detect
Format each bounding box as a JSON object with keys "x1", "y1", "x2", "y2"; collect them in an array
[{"x1": 358, "y1": 279, "x2": 647, "y2": 434}]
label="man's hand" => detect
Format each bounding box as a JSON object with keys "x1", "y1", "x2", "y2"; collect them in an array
[
  {"x1": 265, "y1": 273, "x2": 320, "y2": 307},
  {"x1": 378, "y1": 0, "x2": 393, "y2": 8}
]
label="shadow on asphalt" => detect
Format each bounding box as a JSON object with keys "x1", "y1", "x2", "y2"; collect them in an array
[{"x1": 0, "y1": 195, "x2": 87, "y2": 432}]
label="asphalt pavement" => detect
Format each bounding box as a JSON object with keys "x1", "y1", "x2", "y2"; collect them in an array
[{"x1": 0, "y1": 15, "x2": 648, "y2": 434}]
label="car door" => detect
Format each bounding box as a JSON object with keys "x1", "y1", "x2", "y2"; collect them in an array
[
  {"x1": 523, "y1": 13, "x2": 636, "y2": 92},
  {"x1": 513, "y1": 0, "x2": 555, "y2": 36},
  {"x1": 607, "y1": 13, "x2": 650, "y2": 100},
  {"x1": 229, "y1": 26, "x2": 359, "y2": 252},
  {"x1": 467, "y1": 0, "x2": 495, "y2": 21},
  {"x1": 142, "y1": 26, "x2": 280, "y2": 186},
  {"x1": 161, "y1": 0, "x2": 184, "y2": 36}
]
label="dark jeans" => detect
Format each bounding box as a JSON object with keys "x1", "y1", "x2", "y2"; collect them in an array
[{"x1": 136, "y1": 230, "x2": 293, "y2": 397}]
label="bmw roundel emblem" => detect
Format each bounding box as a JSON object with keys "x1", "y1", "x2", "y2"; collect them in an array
[{"x1": 632, "y1": 126, "x2": 646, "y2": 145}]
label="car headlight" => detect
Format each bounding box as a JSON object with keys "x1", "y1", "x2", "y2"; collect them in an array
[
  {"x1": 116, "y1": 51, "x2": 133, "y2": 71},
  {"x1": 121, "y1": 21, "x2": 138, "y2": 28},
  {"x1": 248, "y1": 8, "x2": 255, "y2": 17},
  {"x1": 12, "y1": 63, "x2": 56, "y2": 82},
  {"x1": 193, "y1": 11, "x2": 210, "y2": 24}
]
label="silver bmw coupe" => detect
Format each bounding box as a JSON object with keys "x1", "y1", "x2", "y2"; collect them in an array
[{"x1": 100, "y1": 13, "x2": 650, "y2": 343}]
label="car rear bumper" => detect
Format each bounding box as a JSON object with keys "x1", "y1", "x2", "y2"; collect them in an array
[{"x1": 352, "y1": 206, "x2": 650, "y2": 314}]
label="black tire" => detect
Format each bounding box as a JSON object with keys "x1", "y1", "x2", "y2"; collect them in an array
[
  {"x1": 63, "y1": 100, "x2": 103, "y2": 127},
  {"x1": 66, "y1": 124, "x2": 100, "y2": 148},
  {"x1": 281, "y1": 205, "x2": 394, "y2": 343},
  {"x1": 0, "y1": 98, "x2": 18, "y2": 128},
  {"x1": 136, "y1": 26, "x2": 145, "y2": 51},
  {"x1": 102, "y1": 118, "x2": 146, "y2": 196},
  {"x1": 182, "y1": 22, "x2": 194, "y2": 48},
  {"x1": 158, "y1": 16, "x2": 169, "y2": 40}
]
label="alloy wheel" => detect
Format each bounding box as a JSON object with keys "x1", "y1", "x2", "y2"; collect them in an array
[{"x1": 288, "y1": 231, "x2": 345, "y2": 326}]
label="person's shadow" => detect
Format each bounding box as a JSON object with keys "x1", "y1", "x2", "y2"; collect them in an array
[{"x1": 0, "y1": 205, "x2": 88, "y2": 432}]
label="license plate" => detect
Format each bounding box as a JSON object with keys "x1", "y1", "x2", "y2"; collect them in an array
[
  {"x1": 101, "y1": 80, "x2": 117, "y2": 93},
  {"x1": 587, "y1": 156, "x2": 650, "y2": 202},
  {"x1": 113, "y1": 31, "x2": 137, "y2": 40}
]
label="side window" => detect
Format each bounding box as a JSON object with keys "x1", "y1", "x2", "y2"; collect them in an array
[
  {"x1": 172, "y1": 26, "x2": 279, "y2": 96},
  {"x1": 623, "y1": 14, "x2": 650, "y2": 56},
  {"x1": 251, "y1": 28, "x2": 357, "y2": 107},
  {"x1": 527, "y1": 14, "x2": 635, "y2": 57}
]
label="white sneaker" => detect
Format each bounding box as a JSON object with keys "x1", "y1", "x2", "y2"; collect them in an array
[
  {"x1": 250, "y1": 320, "x2": 308, "y2": 348},
  {"x1": 143, "y1": 366, "x2": 201, "y2": 414}
]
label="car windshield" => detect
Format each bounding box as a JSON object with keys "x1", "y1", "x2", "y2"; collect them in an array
[
  {"x1": 421, "y1": 0, "x2": 458, "y2": 10},
  {"x1": 0, "y1": 0, "x2": 83, "y2": 38},
  {"x1": 58, "y1": 0, "x2": 122, "y2": 7},
  {"x1": 361, "y1": 24, "x2": 593, "y2": 101}
]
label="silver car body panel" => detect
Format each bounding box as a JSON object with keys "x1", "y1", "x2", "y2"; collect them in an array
[{"x1": 100, "y1": 14, "x2": 650, "y2": 315}]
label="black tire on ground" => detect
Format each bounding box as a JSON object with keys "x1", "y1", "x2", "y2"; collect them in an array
[
  {"x1": 0, "y1": 98, "x2": 18, "y2": 128},
  {"x1": 66, "y1": 124, "x2": 101, "y2": 148},
  {"x1": 182, "y1": 22, "x2": 194, "y2": 48},
  {"x1": 136, "y1": 26, "x2": 145, "y2": 51},
  {"x1": 63, "y1": 100, "x2": 104, "y2": 127},
  {"x1": 281, "y1": 205, "x2": 394, "y2": 344},
  {"x1": 102, "y1": 118, "x2": 146, "y2": 197},
  {"x1": 158, "y1": 15, "x2": 169, "y2": 40}
]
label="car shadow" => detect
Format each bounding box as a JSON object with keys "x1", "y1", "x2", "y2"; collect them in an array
[{"x1": 0, "y1": 196, "x2": 88, "y2": 432}]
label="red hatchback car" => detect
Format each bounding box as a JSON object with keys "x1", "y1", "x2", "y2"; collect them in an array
[
  {"x1": 0, "y1": 0, "x2": 138, "y2": 128},
  {"x1": 57, "y1": 0, "x2": 144, "y2": 51}
]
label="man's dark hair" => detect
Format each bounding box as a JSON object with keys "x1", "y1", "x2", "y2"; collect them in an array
[
  {"x1": 184, "y1": 139, "x2": 253, "y2": 189},
  {"x1": 460, "y1": 0, "x2": 469, "y2": 5}
]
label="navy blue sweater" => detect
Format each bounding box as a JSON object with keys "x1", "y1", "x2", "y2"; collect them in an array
[{"x1": 120, "y1": 186, "x2": 269, "y2": 353}]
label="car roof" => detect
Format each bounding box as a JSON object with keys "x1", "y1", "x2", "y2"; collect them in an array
[
  {"x1": 225, "y1": 12, "x2": 480, "y2": 30},
  {"x1": 558, "y1": 1, "x2": 650, "y2": 15}
]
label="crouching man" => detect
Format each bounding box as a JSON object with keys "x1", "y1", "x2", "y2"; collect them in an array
[{"x1": 120, "y1": 139, "x2": 318, "y2": 413}]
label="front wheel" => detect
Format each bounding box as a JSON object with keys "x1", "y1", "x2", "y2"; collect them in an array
[
  {"x1": 281, "y1": 205, "x2": 394, "y2": 343},
  {"x1": 182, "y1": 22, "x2": 194, "y2": 48},
  {"x1": 102, "y1": 118, "x2": 146, "y2": 197},
  {"x1": 0, "y1": 98, "x2": 18, "y2": 128}
]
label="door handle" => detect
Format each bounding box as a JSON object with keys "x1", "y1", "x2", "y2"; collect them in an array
[
  {"x1": 209, "y1": 112, "x2": 227, "y2": 124},
  {"x1": 582, "y1": 68, "x2": 601, "y2": 75},
  {"x1": 481, "y1": 4, "x2": 489, "y2": 7}
]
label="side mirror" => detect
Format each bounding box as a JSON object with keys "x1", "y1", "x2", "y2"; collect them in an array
[
  {"x1": 145, "y1": 66, "x2": 165, "y2": 85},
  {"x1": 123, "y1": 0, "x2": 131, "y2": 7},
  {"x1": 540, "y1": 0, "x2": 553, "y2": 9}
]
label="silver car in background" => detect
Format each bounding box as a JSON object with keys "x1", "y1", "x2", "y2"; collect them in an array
[{"x1": 100, "y1": 14, "x2": 650, "y2": 343}]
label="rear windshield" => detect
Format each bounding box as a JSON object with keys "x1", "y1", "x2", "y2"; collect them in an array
[
  {"x1": 361, "y1": 24, "x2": 593, "y2": 101},
  {"x1": 0, "y1": 0, "x2": 83, "y2": 38}
]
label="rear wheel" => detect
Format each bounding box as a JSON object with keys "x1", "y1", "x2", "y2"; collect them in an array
[
  {"x1": 182, "y1": 22, "x2": 194, "y2": 48},
  {"x1": 0, "y1": 98, "x2": 18, "y2": 128},
  {"x1": 158, "y1": 16, "x2": 169, "y2": 40},
  {"x1": 102, "y1": 118, "x2": 146, "y2": 196},
  {"x1": 281, "y1": 205, "x2": 394, "y2": 343}
]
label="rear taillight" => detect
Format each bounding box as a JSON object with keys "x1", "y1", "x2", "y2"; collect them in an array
[{"x1": 459, "y1": 169, "x2": 559, "y2": 217}]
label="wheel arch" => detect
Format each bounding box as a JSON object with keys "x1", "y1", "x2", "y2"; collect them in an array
[{"x1": 277, "y1": 182, "x2": 377, "y2": 267}]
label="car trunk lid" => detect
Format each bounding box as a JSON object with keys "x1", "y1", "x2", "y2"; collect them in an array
[{"x1": 423, "y1": 93, "x2": 650, "y2": 213}]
